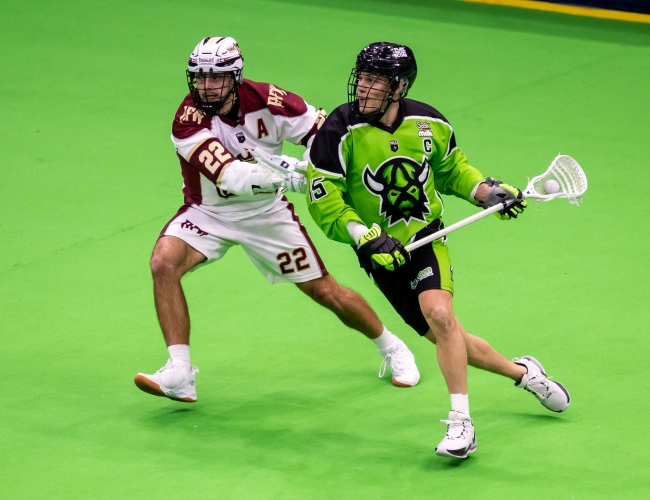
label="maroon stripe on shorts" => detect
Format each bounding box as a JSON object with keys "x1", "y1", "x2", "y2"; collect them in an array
[
  {"x1": 283, "y1": 196, "x2": 328, "y2": 276},
  {"x1": 158, "y1": 204, "x2": 191, "y2": 240}
]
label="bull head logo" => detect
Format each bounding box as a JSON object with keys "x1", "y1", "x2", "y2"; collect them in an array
[{"x1": 362, "y1": 156, "x2": 431, "y2": 226}]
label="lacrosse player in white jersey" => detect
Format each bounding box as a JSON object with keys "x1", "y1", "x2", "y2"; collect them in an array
[{"x1": 133, "y1": 37, "x2": 420, "y2": 403}]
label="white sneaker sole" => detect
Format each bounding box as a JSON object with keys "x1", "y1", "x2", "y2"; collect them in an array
[
  {"x1": 133, "y1": 374, "x2": 197, "y2": 403},
  {"x1": 435, "y1": 441, "x2": 477, "y2": 459}
]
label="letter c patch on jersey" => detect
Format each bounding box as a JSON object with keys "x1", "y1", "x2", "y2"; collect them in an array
[{"x1": 257, "y1": 118, "x2": 269, "y2": 139}]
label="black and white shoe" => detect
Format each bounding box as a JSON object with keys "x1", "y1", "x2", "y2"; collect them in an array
[
  {"x1": 435, "y1": 411, "x2": 476, "y2": 458},
  {"x1": 514, "y1": 356, "x2": 570, "y2": 412}
]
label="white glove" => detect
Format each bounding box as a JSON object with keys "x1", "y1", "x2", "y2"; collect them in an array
[
  {"x1": 249, "y1": 163, "x2": 286, "y2": 194},
  {"x1": 253, "y1": 150, "x2": 307, "y2": 194}
]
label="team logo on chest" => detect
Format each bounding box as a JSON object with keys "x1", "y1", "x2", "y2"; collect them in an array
[
  {"x1": 416, "y1": 121, "x2": 433, "y2": 137},
  {"x1": 390, "y1": 140, "x2": 399, "y2": 152},
  {"x1": 362, "y1": 156, "x2": 431, "y2": 227}
]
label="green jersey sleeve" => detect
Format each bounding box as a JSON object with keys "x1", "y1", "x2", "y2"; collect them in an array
[
  {"x1": 432, "y1": 130, "x2": 485, "y2": 202},
  {"x1": 306, "y1": 109, "x2": 365, "y2": 245}
]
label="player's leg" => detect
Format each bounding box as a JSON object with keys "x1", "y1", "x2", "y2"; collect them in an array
[
  {"x1": 424, "y1": 322, "x2": 570, "y2": 411},
  {"x1": 295, "y1": 275, "x2": 420, "y2": 387},
  {"x1": 419, "y1": 290, "x2": 467, "y2": 393},
  {"x1": 150, "y1": 235, "x2": 206, "y2": 347},
  {"x1": 424, "y1": 321, "x2": 526, "y2": 380},
  {"x1": 418, "y1": 289, "x2": 476, "y2": 458},
  {"x1": 134, "y1": 235, "x2": 204, "y2": 402},
  {"x1": 295, "y1": 274, "x2": 381, "y2": 338},
  {"x1": 395, "y1": 230, "x2": 476, "y2": 457},
  {"x1": 240, "y1": 199, "x2": 419, "y2": 387},
  {"x1": 135, "y1": 206, "x2": 232, "y2": 403}
]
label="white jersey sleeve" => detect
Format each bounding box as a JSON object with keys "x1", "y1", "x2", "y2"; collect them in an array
[{"x1": 168, "y1": 83, "x2": 326, "y2": 220}]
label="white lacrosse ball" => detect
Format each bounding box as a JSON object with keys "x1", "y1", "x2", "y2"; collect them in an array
[{"x1": 544, "y1": 179, "x2": 560, "y2": 194}]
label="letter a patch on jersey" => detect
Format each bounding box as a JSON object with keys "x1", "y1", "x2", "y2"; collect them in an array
[{"x1": 257, "y1": 118, "x2": 269, "y2": 139}]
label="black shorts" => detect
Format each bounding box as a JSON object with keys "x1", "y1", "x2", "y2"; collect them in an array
[{"x1": 354, "y1": 220, "x2": 454, "y2": 336}]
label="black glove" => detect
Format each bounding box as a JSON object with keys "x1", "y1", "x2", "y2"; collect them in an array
[
  {"x1": 478, "y1": 177, "x2": 527, "y2": 220},
  {"x1": 358, "y1": 224, "x2": 410, "y2": 271}
]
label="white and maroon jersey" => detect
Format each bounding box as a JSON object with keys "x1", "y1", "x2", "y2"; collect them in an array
[{"x1": 171, "y1": 79, "x2": 325, "y2": 220}]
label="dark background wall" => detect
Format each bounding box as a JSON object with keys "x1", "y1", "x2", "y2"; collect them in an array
[{"x1": 541, "y1": 0, "x2": 650, "y2": 14}]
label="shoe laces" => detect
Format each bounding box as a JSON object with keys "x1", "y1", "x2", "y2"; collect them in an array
[
  {"x1": 378, "y1": 354, "x2": 391, "y2": 378},
  {"x1": 378, "y1": 343, "x2": 408, "y2": 378},
  {"x1": 440, "y1": 417, "x2": 471, "y2": 440},
  {"x1": 156, "y1": 359, "x2": 175, "y2": 374},
  {"x1": 525, "y1": 376, "x2": 554, "y2": 400}
]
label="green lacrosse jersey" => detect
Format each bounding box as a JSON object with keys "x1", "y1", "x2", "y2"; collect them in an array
[{"x1": 307, "y1": 99, "x2": 486, "y2": 245}]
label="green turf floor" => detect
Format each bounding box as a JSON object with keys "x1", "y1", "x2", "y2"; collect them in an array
[{"x1": 2, "y1": 0, "x2": 650, "y2": 498}]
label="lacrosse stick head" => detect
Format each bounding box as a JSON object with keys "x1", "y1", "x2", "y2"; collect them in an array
[
  {"x1": 252, "y1": 149, "x2": 287, "y2": 186},
  {"x1": 523, "y1": 154, "x2": 588, "y2": 205}
]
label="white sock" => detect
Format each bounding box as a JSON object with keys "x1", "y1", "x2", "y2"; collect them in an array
[
  {"x1": 168, "y1": 344, "x2": 191, "y2": 369},
  {"x1": 450, "y1": 393, "x2": 470, "y2": 417},
  {"x1": 372, "y1": 327, "x2": 398, "y2": 353}
]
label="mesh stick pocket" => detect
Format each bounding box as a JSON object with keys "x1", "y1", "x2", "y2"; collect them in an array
[{"x1": 523, "y1": 154, "x2": 588, "y2": 205}]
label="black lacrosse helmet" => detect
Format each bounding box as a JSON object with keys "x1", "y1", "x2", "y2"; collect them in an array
[{"x1": 348, "y1": 42, "x2": 417, "y2": 120}]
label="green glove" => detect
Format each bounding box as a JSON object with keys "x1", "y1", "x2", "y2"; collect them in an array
[
  {"x1": 358, "y1": 224, "x2": 410, "y2": 271},
  {"x1": 479, "y1": 177, "x2": 527, "y2": 220}
]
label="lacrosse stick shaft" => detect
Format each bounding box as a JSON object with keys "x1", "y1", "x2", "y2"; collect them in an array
[{"x1": 404, "y1": 201, "x2": 515, "y2": 252}]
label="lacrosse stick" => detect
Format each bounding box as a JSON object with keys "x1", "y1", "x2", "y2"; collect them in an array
[
  {"x1": 293, "y1": 160, "x2": 308, "y2": 176},
  {"x1": 404, "y1": 154, "x2": 588, "y2": 252}
]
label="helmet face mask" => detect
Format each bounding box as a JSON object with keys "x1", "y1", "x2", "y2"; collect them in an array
[
  {"x1": 348, "y1": 68, "x2": 400, "y2": 120},
  {"x1": 187, "y1": 37, "x2": 244, "y2": 116},
  {"x1": 348, "y1": 42, "x2": 417, "y2": 121}
]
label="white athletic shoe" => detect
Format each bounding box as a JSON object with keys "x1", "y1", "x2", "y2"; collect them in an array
[
  {"x1": 435, "y1": 411, "x2": 477, "y2": 458},
  {"x1": 378, "y1": 339, "x2": 420, "y2": 387},
  {"x1": 134, "y1": 359, "x2": 199, "y2": 403},
  {"x1": 513, "y1": 356, "x2": 570, "y2": 412}
]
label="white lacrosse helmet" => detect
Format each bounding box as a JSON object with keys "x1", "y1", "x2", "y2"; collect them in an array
[{"x1": 187, "y1": 37, "x2": 244, "y2": 115}]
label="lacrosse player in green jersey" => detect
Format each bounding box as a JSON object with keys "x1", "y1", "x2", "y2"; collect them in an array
[{"x1": 303, "y1": 42, "x2": 571, "y2": 458}]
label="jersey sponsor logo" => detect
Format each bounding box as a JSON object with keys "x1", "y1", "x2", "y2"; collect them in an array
[
  {"x1": 362, "y1": 156, "x2": 431, "y2": 227},
  {"x1": 180, "y1": 105, "x2": 205, "y2": 124},
  {"x1": 180, "y1": 219, "x2": 208, "y2": 236},
  {"x1": 416, "y1": 121, "x2": 433, "y2": 137},
  {"x1": 236, "y1": 132, "x2": 246, "y2": 143},
  {"x1": 390, "y1": 140, "x2": 399, "y2": 152},
  {"x1": 410, "y1": 266, "x2": 434, "y2": 290},
  {"x1": 267, "y1": 84, "x2": 287, "y2": 107}
]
